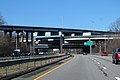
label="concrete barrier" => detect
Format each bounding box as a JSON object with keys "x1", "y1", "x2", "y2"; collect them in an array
[{"x1": 0, "y1": 55, "x2": 73, "y2": 80}]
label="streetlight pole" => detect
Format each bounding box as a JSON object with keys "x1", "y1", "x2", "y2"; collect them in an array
[
  {"x1": 15, "y1": 31, "x2": 19, "y2": 49},
  {"x1": 15, "y1": 32, "x2": 18, "y2": 50}
]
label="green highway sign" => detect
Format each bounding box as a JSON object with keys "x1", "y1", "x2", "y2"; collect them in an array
[{"x1": 84, "y1": 41, "x2": 93, "y2": 46}]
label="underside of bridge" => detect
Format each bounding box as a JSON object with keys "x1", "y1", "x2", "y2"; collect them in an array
[{"x1": 34, "y1": 36, "x2": 105, "y2": 54}]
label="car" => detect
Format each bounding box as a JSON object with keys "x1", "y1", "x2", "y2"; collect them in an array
[
  {"x1": 65, "y1": 52, "x2": 70, "y2": 55},
  {"x1": 101, "y1": 52, "x2": 108, "y2": 56},
  {"x1": 112, "y1": 52, "x2": 120, "y2": 64},
  {"x1": 11, "y1": 49, "x2": 21, "y2": 57},
  {"x1": 39, "y1": 52, "x2": 44, "y2": 55},
  {"x1": 77, "y1": 52, "x2": 81, "y2": 54}
]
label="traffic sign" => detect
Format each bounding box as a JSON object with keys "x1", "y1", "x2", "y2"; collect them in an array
[{"x1": 84, "y1": 41, "x2": 93, "y2": 46}]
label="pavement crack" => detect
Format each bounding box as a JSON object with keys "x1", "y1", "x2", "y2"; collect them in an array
[{"x1": 98, "y1": 66, "x2": 108, "y2": 77}]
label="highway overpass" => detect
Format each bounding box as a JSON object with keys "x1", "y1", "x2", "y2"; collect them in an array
[{"x1": 0, "y1": 25, "x2": 114, "y2": 53}]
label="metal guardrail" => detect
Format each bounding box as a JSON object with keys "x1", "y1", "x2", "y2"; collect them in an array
[
  {"x1": 0, "y1": 55, "x2": 65, "y2": 67},
  {"x1": 0, "y1": 54, "x2": 71, "y2": 79}
]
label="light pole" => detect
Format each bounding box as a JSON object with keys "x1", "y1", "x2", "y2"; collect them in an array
[
  {"x1": 15, "y1": 32, "x2": 18, "y2": 50},
  {"x1": 15, "y1": 34, "x2": 17, "y2": 49}
]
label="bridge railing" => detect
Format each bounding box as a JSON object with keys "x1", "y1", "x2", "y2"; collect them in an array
[{"x1": 65, "y1": 34, "x2": 120, "y2": 39}]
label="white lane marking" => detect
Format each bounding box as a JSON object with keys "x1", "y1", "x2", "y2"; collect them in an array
[
  {"x1": 115, "y1": 77, "x2": 120, "y2": 80},
  {"x1": 102, "y1": 66, "x2": 107, "y2": 69},
  {"x1": 97, "y1": 62, "x2": 100, "y2": 65}
]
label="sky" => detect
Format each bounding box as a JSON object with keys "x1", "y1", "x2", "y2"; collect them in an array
[{"x1": 0, "y1": 0, "x2": 120, "y2": 31}]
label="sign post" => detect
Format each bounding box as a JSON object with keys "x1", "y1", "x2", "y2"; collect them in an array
[{"x1": 84, "y1": 40, "x2": 93, "y2": 55}]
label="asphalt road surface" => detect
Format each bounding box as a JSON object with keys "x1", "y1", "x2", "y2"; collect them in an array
[{"x1": 12, "y1": 54, "x2": 120, "y2": 80}]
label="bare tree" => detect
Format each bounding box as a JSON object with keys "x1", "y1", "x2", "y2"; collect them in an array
[
  {"x1": 107, "y1": 39, "x2": 120, "y2": 53},
  {"x1": 106, "y1": 17, "x2": 120, "y2": 53},
  {"x1": 0, "y1": 13, "x2": 6, "y2": 25},
  {"x1": 109, "y1": 17, "x2": 120, "y2": 33},
  {"x1": 0, "y1": 34, "x2": 14, "y2": 56}
]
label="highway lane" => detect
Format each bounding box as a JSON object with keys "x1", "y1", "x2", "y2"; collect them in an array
[
  {"x1": 91, "y1": 55, "x2": 120, "y2": 80},
  {"x1": 12, "y1": 54, "x2": 120, "y2": 80}
]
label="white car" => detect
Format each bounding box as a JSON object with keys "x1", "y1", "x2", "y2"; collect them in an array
[{"x1": 39, "y1": 52, "x2": 44, "y2": 54}]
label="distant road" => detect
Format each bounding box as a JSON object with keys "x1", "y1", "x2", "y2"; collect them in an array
[{"x1": 12, "y1": 54, "x2": 120, "y2": 80}]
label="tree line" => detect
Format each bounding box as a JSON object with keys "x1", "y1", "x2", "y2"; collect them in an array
[
  {"x1": 93, "y1": 17, "x2": 120, "y2": 53},
  {"x1": 0, "y1": 14, "x2": 29, "y2": 56}
]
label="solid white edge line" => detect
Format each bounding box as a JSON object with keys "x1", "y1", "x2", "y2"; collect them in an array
[{"x1": 115, "y1": 77, "x2": 120, "y2": 80}]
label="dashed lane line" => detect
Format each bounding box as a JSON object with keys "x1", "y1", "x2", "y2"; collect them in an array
[
  {"x1": 97, "y1": 62, "x2": 100, "y2": 65},
  {"x1": 102, "y1": 66, "x2": 107, "y2": 70},
  {"x1": 91, "y1": 58, "x2": 120, "y2": 80},
  {"x1": 115, "y1": 77, "x2": 120, "y2": 80}
]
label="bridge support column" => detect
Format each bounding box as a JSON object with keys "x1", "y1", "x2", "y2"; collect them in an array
[
  {"x1": 4, "y1": 30, "x2": 7, "y2": 36},
  {"x1": 16, "y1": 31, "x2": 20, "y2": 49},
  {"x1": 104, "y1": 39, "x2": 107, "y2": 52},
  {"x1": 9, "y1": 31, "x2": 12, "y2": 37},
  {"x1": 31, "y1": 32, "x2": 33, "y2": 46},
  {"x1": 98, "y1": 41, "x2": 102, "y2": 53},
  {"x1": 60, "y1": 35, "x2": 63, "y2": 54},
  {"x1": 4, "y1": 30, "x2": 13, "y2": 37}
]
